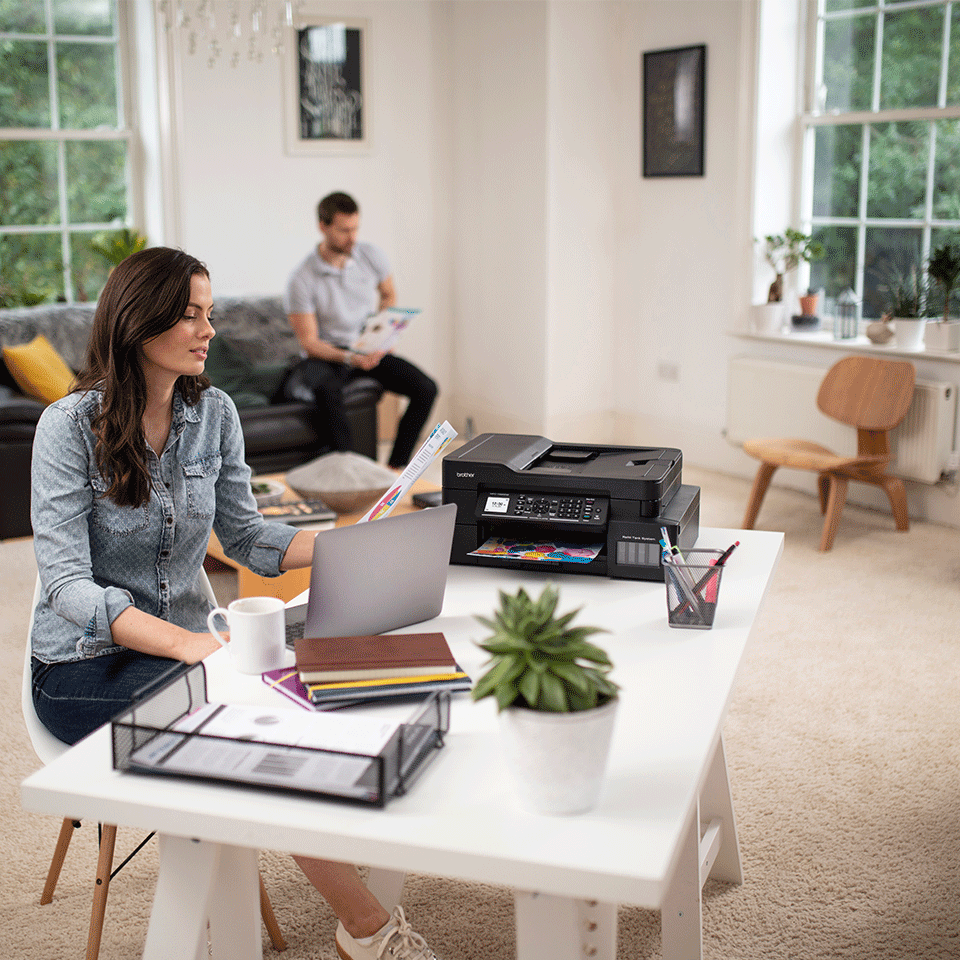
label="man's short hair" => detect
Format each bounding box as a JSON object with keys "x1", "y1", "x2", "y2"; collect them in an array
[{"x1": 317, "y1": 192, "x2": 359, "y2": 224}]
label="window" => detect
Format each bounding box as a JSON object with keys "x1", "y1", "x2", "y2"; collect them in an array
[
  {"x1": 0, "y1": 0, "x2": 132, "y2": 306},
  {"x1": 804, "y1": 0, "x2": 960, "y2": 319}
]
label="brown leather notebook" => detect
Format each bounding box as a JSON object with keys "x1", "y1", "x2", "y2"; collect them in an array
[{"x1": 295, "y1": 632, "x2": 457, "y2": 683}]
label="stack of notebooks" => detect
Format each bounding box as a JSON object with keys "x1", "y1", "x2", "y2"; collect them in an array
[{"x1": 265, "y1": 632, "x2": 471, "y2": 709}]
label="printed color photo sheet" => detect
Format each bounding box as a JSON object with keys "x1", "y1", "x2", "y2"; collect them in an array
[{"x1": 469, "y1": 537, "x2": 603, "y2": 563}]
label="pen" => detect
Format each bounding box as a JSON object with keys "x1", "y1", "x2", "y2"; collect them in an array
[
  {"x1": 662, "y1": 547, "x2": 704, "y2": 614},
  {"x1": 685, "y1": 541, "x2": 740, "y2": 604},
  {"x1": 712, "y1": 540, "x2": 740, "y2": 569}
]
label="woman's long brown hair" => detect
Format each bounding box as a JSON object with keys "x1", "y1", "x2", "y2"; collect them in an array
[{"x1": 73, "y1": 247, "x2": 211, "y2": 507}]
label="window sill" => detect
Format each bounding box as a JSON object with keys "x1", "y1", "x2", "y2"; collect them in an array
[{"x1": 732, "y1": 328, "x2": 960, "y2": 364}]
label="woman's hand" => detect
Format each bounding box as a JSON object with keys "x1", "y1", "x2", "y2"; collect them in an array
[
  {"x1": 111, "y1": 605, "x2": 225, "y2": 663},
  {"x1": 181, "y1": 632, "x2": 224, "y2": 664}
]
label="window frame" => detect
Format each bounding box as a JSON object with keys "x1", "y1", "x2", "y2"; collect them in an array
[
  {"x1": 800, "y1": 0, "x2": 960, "y2": 315},
  {"x1": 0, "y1": 0, "x2": 139, "y2": 304}
]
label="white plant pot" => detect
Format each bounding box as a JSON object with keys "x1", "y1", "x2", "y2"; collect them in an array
[
  {"x1": 924, "y1": 319, "x2": 960, "y2": 352},
  {"x1": 752, "y1": 302, "x2": 784, "y2": 335},
  {"x1": 498, "y1": 699, "x2": 619, "y2": 815},
  {"x1": 892, "y1": 317, "x2": 926, "y2": 351}
]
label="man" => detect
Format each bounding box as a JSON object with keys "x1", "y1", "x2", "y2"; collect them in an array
[{"x1": 282, "y1": 192, "x2": 438, "y2": 469}]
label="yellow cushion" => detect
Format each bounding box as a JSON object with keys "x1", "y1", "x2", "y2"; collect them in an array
[{"x1": 2, "y1": 335, "x2": 75, "y2": 403}]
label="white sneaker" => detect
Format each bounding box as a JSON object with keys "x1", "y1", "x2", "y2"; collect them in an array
[{"x1": 335, "y1": 906, "x2": 438, "y2": 960}]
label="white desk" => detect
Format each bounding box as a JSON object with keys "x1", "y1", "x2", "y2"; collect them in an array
[{"x1": 21, "y1": 527, "x2": 782, "y2": 960}]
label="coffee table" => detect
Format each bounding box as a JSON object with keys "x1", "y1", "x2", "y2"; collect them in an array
[{"x1": 21, "y1": 527, "x2": 782, "y2": 960}]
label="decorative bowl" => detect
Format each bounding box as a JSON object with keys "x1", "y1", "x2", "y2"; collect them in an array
[
  {"x1": 314, "y1": 487, "x2": 391, "y2": 515},
  {"x1": 285, "y1": 452, "x2": 397, "y2": 515},
  {"x1": 250, "y1": 477, "x2": 286, "y2": 508}
]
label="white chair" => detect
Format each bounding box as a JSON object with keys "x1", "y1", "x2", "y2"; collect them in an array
[{"x1": 22, "y1": 570, "x2": 287, "y2": 959}]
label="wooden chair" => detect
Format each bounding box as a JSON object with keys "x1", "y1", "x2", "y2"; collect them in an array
[
  {"x1": 740, "y1": 355, "x2": 916, "y2": 551},
  {"x1": 22, "y1": 572, "x2": 287, "y2": 959}
]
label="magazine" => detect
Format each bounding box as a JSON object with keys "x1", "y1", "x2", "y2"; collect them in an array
[{"x1": 351, "y1": 307, "x2": 420, "y2": 354}]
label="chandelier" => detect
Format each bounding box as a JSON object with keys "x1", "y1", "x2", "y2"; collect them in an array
[{"x1": 157, "y1": 0, "x2": 306, "y2": 68}]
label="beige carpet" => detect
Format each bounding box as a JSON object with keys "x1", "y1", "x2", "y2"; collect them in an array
[{"x1": 3, "y1": 467, "x2": 959, "y2": 958}]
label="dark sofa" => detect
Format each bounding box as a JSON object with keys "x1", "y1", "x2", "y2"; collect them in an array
[{"x1": 0, "y1": 296, "x2": 382, "y2": 540}]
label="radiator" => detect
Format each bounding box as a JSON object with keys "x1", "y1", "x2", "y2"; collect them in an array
[{"x1": 725, "y1": 356, "x2": 957, "y2": 484}]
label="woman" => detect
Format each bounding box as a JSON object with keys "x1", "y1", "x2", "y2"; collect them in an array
[{"x1": 30, "y1": 247, "x2": 439, "y2": 960}]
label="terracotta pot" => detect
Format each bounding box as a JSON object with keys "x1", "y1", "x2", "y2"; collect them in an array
[{"x1": 799, "y1": 293, "x2": 819, "y2": 315}]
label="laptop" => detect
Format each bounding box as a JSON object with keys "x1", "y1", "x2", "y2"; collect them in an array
[{"x1": 285, "y1": 502, "x2": 457, "y2": 643}]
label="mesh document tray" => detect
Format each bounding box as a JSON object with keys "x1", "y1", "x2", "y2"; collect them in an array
[{"x1": 111, "y1": 662, "x2": 449, "y2": 808}]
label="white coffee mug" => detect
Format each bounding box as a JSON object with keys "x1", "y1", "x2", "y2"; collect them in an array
[{"x1": 207, "y1": 596, "x2": 286, "y2": 674}]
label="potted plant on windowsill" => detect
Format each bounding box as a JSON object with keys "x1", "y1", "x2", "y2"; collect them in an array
[
  {"x1": 925, "y1": 243, "x2": 960, "y2": 352},
  {"x1": 471, "y1": 584, "x2": 619, "y2": 815},
  {"x1": 882, "y1": 262, "x2": 928, "y2": 351},
  {"x1": 755, "y1": 228, "x2": 824, "y2": 334}
]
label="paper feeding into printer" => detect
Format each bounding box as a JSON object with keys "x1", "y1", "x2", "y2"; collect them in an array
[{"x1": 442, "y1": 433, "x2": 700, "y2": 582}]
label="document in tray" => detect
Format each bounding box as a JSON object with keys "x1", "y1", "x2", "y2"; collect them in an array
[
  {"x1": 468, "y1": 537, "x2": 603, "y2": 563},
  {"x1": 351, "y1": 307, "x2": 419, "y2": 354},
  {"x1": 128, "y1": 702, "x2": 402, "y2": 800}
]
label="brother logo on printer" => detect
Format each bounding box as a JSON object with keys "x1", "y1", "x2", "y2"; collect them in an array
[{"x1": 456, "y1": 472, "x2": 475, "y2": 478}]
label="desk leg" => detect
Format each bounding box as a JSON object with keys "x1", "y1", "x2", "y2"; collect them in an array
[
  {"x1": 514, "y1": 891, "x2": 616, "y2": 960},
  {"x1": 207, "y1": 845, "x2": 263, "y2": 960},
  {"x1": 143, "y1": 836, "x2": 262, "y2": 960},
  {"x1": 660, "y1": 734, "x2": 743, "y2": 960},
  {"x1": 699, "y1": 734, "x2": 742, "y2": 885},
  {"x1": 660, "y1": 801, "x2": 702, "y2": 960}
]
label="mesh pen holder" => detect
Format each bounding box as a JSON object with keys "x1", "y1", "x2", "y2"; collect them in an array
[{"x1": 664, "y1": 548, "x2": 725, "y2": 629}]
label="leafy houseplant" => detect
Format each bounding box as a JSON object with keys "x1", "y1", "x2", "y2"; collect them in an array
[
  {"x1": 91, "y1": 228, "x2": 147, "y2": 268},
  {"x1": 472, "y1": 585, "x2": 619, "y2": 814},
  {"x1": 471, "y1": 585, "x2": 618, "y2": 713},
  {"x1": 925, "y1": 243, "x2": 960, "y2": 351},
  {"x1": 761, "y1": 228, "x2": 824, "y2": 304},
  {"x1": 881, "y1": 262, "x2": 928, "y2": 350}
]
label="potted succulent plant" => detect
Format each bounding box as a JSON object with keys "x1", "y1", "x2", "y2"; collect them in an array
[
  {"x1": 755, "y1": 228, "x2": 824, "y2": 333},
  {"x1": 471, "y1": 584, "x2": 619, "y2": 815},
  {"x1": 925, "y1": 242, "x2": 960, "y2": 352},
  {"x1": 882, "y1": 262, "x2": 928, "y2": 351}
]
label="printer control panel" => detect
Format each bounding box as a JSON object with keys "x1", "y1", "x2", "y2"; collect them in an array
[{"x1": 478, "y1": 492, "x2": 609, "y2": 529}]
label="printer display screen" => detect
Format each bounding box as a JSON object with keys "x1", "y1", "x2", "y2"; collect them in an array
[{"x1": 484, "y1": 495, "x2": 511, "y2": 514}]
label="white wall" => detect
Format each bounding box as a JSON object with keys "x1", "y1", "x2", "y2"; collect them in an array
[
  {"x1": 543, "y1": 2, "x2": 619, "y2": 443},
  {"x1": 610, "y1": 1, "x2": 758, "y2": 470},
  {"x1": 446, "y1": 1, "x2": 550, "y2": 435}
]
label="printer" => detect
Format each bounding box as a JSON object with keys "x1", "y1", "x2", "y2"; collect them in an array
[{"x1": 442, "y1": 433, "x2": 699, "y2": 581}]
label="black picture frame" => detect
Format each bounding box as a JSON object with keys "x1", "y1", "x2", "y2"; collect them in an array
[
  {"x1": 283, "y1": 18, "x2": 370, "y2": 154},
  {"x1": 642, "y1": 44, "x2": 706, "y2": 178}
]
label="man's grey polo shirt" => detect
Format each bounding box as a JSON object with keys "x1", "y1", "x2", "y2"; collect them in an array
[{"x1": 284, "y1": 241, "x2": 391, "y2": 348}]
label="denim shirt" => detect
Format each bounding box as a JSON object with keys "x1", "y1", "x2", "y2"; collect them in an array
[{"x1": 31, "y1": 386, "x2": 299, "y2": 664}]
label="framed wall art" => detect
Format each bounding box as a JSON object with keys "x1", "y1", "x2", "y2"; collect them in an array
[
  {"x1": 283, "y1": 17, "x2": 370, "y2": 155},
  {"x1": 642, "y1": 44, "x2": 706, "y2": 177}
]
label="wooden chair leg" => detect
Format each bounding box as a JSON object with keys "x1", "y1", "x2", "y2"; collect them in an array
[
  {"x1": 819, "y1": 474, "x2": 849, "y2": 552},
  {"x1": 879, "y1": 474, "x2": 910, "y2": 531},
  {"x1": 816, "y1": 473, "x2": 830, "y2": 515},
  {"x1": 259, "y1": 873, "x2": 288, "y2": 952},
  {"x1": 86, "y1": 824, "x2": 116, "y2": 960},
  {"x1": 742, "y1": 462, "x2": 777, "y2": 530},
  {"x1": 41, "y1": 817, "x2": 79, "y2": 905}
]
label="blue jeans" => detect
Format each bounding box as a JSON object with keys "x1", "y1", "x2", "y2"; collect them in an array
[{"x1": 32, "y1": 651, "x2": 187, "y2": 746}]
